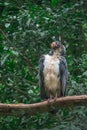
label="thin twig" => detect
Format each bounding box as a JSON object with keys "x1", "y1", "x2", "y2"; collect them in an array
[{"x1": 0, "y1": 28, "x2": 12, "y2": 44}]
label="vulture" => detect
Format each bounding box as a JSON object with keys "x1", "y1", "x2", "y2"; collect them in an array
[{"x1": 39, "y1": 41, "x2": 68, "y2": 100}]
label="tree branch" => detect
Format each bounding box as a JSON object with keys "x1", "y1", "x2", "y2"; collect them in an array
[{"x1": 0, "y1": 95, "x2": 87, "y2": 116}]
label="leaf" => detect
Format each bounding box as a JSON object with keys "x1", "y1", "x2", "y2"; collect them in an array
[
  {"x1": 68, "y1": 89, "x2": 74, "y2": 95},
  {"x1": 51, "y1": 0, "x2": 60, "y2": 6},
  {"x1": 4, "y1": 2, "x2": 9, "y2": 6},
  {"x1": 1, "y1": 54, "x2": 9, "y2": 66},
  {"x1": 83, "y1": 71, "x2": 87, "y2": 76},
  {"x1": 5, "y1": 23, "x2": 10, "y2": 28},
  {"x1": 28, "y1": 90, "x2": 33, "y2": 94}
]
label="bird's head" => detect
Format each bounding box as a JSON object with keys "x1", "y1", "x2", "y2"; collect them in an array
[{"x1": 51, "y1": 41, "x2": 66, "y2": 56}]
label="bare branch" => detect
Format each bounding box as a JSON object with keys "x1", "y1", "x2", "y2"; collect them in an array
[{"x1": 0, "y1": 95, "x2": 87, "y2": 116}]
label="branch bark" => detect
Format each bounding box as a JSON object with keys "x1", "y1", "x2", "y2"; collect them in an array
[{"x1": 0, "y1": 95, "x2": 87, "y2": 116}]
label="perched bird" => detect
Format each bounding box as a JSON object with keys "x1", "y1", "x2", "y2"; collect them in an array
[{"x1": 39, "y1": 41, "x2": 68, "y2": 100}]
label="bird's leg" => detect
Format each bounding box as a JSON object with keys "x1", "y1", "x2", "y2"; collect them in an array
[
  {"x1": 48, "y1": 94, "x2": 53, "y2": 103},
  {"x1": 54, "y1": 93, "x2": 58, "y2": 101}
]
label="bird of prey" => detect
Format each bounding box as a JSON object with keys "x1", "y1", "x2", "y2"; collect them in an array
[{"x1": 39, "y1": 41, "x2": 68, "y2": 100}]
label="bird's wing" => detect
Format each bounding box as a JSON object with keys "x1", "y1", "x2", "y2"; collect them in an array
[
  {"x1": 39, "y1": 55, "x2": 47, "y2": 99},
  {"x1": 59, "y1": 57, "x2": 68, "y2": 96}
]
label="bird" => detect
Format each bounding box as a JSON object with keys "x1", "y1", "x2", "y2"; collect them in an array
[{"x1": 39, "y1": 41, "x2": 68, "y2": 100}]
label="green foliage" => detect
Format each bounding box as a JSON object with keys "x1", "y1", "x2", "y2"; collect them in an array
[
  {"x1": 51, "y1": 0, "x2": 60, "y2": 6},
  {"x1": 0, "y1": 0, "x2": 87, "y2": 129}
]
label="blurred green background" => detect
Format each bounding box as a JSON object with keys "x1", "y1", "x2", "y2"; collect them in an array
[{"x1": 0, "y1": 0, "x2": 87, "y2": 129}]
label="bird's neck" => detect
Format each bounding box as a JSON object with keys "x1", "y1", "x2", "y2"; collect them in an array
[
  {"x1": 53, "y1": 51, "x2": 61, "y2": 58},
  {"x1": 49, "y1": 49, "x2": 61, "y2": 58}
]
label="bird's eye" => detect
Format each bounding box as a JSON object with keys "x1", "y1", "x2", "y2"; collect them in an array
[{"x1": 56, "y1": 42, "x2": 60, "y2": 48}]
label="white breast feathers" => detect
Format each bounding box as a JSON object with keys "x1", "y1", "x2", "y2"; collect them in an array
[{"x1": 43, "y1": 54, "x2": 61, "y2": 97}]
